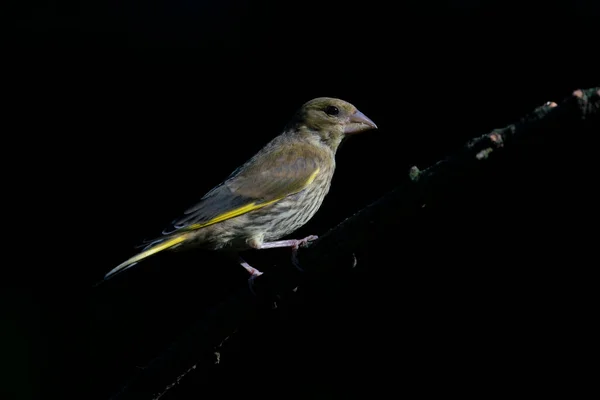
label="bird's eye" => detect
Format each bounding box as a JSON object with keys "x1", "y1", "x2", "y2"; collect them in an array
[{"x1": 324, "y1": 105, "x2": 339, "y2": 116}]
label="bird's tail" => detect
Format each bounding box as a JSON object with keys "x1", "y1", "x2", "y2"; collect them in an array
[{"x1": 103, "y1": 234, "x2": 188, "y2": 281}]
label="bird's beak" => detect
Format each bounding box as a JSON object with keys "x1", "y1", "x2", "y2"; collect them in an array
[{"x1": 344, "y1": 109, "x2": 378, "y2": 134}]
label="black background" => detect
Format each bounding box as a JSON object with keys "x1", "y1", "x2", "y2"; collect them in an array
[{"x1": 3, "y1": 1, "x2": 599, "y2": 399}]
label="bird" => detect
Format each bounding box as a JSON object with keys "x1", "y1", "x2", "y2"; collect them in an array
[{"x1": 103, "y1": 97, "x2": 378, "y2": 286}]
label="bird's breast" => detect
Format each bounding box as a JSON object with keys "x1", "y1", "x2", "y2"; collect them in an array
[{"x1": 258, "y1": 164, "x2": 334, "y2": 241}]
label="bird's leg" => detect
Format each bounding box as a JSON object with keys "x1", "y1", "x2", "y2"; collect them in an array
[
  {"x1": 258, "y1": 235, "x2": 318, "y2": 272},
  {"x1": 238, "y1": 256, "x2": 263, "y2": 295},
  {"x1": 238, "y1": 256, "x2": 264, "y2": 277},
  {"x1": 258, "y1": 235, "x2": 319, "y2": 250}
]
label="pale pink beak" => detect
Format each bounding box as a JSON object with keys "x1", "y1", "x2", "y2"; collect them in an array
[{"x1": 344, "y1": 109, "x2": 378, "y2": 134}]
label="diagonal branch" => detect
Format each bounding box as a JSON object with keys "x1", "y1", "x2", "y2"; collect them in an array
[
  {"x1": 296, "y1": 87, "x2": 599, "y2": 273},
  {"x1": 107, "y1": 87, "x2": 599, "y2": 400}
]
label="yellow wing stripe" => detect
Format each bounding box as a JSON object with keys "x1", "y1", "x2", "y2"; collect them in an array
[
  {"x1": 184, "y1": 167, "x2": 320, "y2": 231},
  {"x1": 304, "y1": 167, "x2": 320, "y2": 186},
  {"x1": 105, "y1": 168, "x2": 320, "y2": 280}
]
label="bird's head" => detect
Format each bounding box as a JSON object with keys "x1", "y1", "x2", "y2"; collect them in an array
[{"x1": 289, "y1": 97, "x2": 378, "y2": 151}]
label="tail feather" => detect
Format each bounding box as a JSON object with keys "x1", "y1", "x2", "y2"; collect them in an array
[{"x1": 104, "y1": 234, "x2": 188, "y2": 280}]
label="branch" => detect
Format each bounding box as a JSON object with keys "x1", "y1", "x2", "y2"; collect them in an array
[
  {"x1": 107, "y1": 87, "x2": 599, "y2": 400},
  {"x1": 297, "y1": 87, "x2": 600, "y2": 272}
]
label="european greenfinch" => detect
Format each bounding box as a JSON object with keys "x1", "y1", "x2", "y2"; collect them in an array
[{"x1": 104, "y1": 97, "x2": 377, "y2": 284}]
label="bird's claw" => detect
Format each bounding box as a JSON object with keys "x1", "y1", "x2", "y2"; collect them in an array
[
  {"x1": 291, "y1": 251, "x2": 304, "y2": 272},
  {"x1": 291, "y1": 235, "x2": 318, "y2": 272},
  {"x1": 247, "y1": 270, "x2": 263, "y2": 296},
  {"x1": 292, "y1": 235, "x2": 319, "y2": 250}
]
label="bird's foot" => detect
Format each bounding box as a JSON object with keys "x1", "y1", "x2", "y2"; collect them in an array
[
  {"x1": 291, "y1": 235, "x2": 318, "y2": 272},
  {"x1": 239, "y1": 256, "x2": 263, "y2": 295},
  {"x1": 247, "y1": 272, "x2": 263, "y2": 296},
  {"x1": 257, "y1": 235, "x2": 318, "y2": 250},
  {"x1": 256, "y1": 235, "x2": 318, "y2": 272},
  {"x1": 292, "y1": 235, "x2": 319, "y2": 250}
]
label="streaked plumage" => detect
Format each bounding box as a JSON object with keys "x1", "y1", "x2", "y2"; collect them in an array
[{"x1": 104, "y1": 97, "x2": 377, "y2": 282}]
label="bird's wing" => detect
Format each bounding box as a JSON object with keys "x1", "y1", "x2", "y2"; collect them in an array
[
  {"x1": 105, "y1": 141, "x2": 323, "y2": 280},
  {"x1": 162, "y1": 141, "x2": 323, "y2": 235}
]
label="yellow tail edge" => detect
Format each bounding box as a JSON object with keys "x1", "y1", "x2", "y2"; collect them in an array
[{"x1": 104, "y1": 235, "x2": 187, "y2": 280}]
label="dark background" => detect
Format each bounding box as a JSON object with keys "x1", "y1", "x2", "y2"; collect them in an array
[{"x1": 3, "y1": 1, "x2": 598, "y2": 399}]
